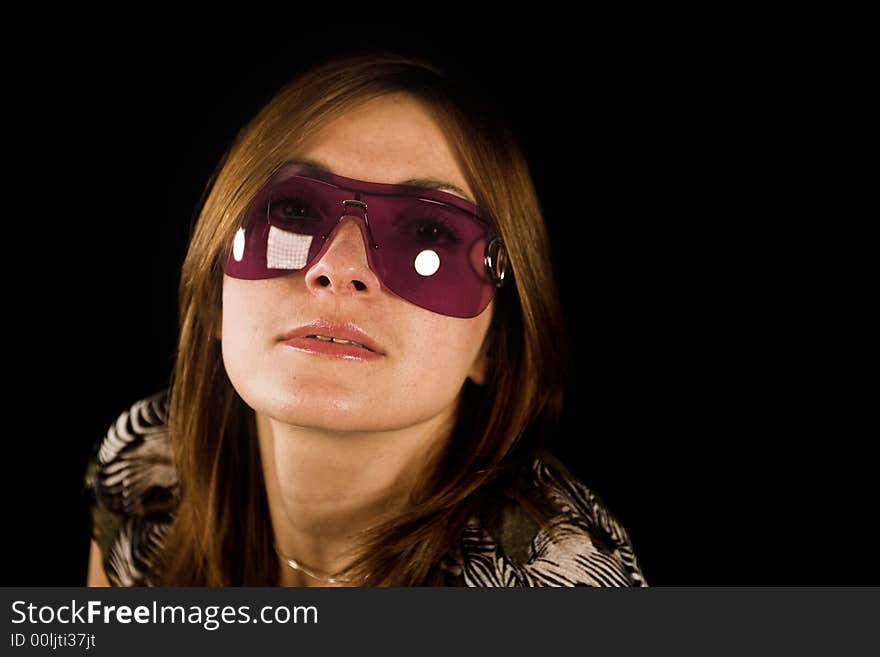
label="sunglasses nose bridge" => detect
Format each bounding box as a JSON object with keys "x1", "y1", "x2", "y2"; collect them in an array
[{"x1": 324, "y1": 198, "x2": 379, "y2": 249}]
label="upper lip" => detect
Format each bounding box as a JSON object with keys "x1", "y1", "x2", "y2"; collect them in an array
[{"x1": 280, "y1": 320, "x2": 385, "y2": 355}]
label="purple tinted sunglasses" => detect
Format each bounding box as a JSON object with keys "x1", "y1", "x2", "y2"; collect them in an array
[{"x1": 222, "y1": 163, "x2": 508, "y2": 318}]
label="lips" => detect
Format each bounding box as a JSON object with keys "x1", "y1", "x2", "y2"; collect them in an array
[
  {"x1": 306, "y1": 334, "x2": 373, "y2": 351},
  {"x1": 280, "y1": 319, "x2": 385, "y2": 355}
]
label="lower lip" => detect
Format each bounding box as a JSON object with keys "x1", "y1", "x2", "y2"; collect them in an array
[{"x1": 281, "y1": 337, "x2": 383, "y2": 361}]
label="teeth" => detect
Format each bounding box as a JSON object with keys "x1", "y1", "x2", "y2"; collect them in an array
[{"x1": 307, "y1": 335, "x2": 371, "y2": 351}]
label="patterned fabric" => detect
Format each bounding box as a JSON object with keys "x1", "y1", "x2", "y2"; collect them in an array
[{"x1": 83, "y1": 390, "x2": 648, "y2": 587}]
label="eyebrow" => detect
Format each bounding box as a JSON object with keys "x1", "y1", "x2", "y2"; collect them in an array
[{"x1": 281, "y1": 157, "x2": 473, "y2": 202}]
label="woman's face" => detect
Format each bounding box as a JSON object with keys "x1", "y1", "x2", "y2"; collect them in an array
[{"x1": 220, "y1": 93, "x2": 493, "y2": 433}]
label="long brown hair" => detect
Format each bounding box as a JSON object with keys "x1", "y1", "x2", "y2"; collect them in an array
[{"x1": 155, "y1": 49, "x2": 573, "y2": 586}]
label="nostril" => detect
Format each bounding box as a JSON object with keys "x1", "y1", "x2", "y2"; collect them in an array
[
  {"x1": 353, "y1": 280, "x2": 366, "y2": 291},
  {"x1": 317, "y1": 275, "x2": 330, "y2": 287}
]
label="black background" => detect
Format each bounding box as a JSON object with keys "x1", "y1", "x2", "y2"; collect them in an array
[{"x1": 5, "y1": 20, "x2": 871, "y2": 586}]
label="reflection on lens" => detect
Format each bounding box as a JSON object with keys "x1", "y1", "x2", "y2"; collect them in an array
[
  {"x1": 233, "y1": 228, "x2": 246, "y2": 262},
  {"x1": 266, "y1": 225, "x2": 314, "y2": 270},
  {"x1": 414, "y1": 249, "x2": 441, "y2": 276}
]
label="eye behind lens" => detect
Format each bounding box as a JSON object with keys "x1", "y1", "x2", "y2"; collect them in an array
[{"x1": 407, "y1": 216, "x2": 462, "y2": 245}]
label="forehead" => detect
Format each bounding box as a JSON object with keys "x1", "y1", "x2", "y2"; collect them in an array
[
  {"x1": 293, "y1": 94, "x2": 475, "y2": 203},
  {"x1": 278, "y1": 157, "x2": 474, "y2": 203}
]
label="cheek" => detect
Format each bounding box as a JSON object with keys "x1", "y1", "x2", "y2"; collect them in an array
[
  {"x1": 400, "y1": 320, "x2": 485, "y2": 382},
  {"x1": 221, "y1": 278, "x2": 273, "y2": 351}
]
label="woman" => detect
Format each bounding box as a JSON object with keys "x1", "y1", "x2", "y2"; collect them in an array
[{"x1": 84, "y1": 50, "x2": 648, "y2": 587}]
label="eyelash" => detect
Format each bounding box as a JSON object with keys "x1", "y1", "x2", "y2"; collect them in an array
[
  {"x1": 268, "y1": 196, "x2": 317, "y2": 221},
  {"x1": 413, "y1": 215, "x2": 462, "y2": 244}
]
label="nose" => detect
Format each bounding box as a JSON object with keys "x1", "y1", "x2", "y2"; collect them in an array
[{"x1": 303, "y1": 215, "x2": 383, "y2": 300}]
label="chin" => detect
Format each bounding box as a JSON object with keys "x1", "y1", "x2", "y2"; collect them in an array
[{"x1": 258, "y1": 388, "x2": 378, "y2": 430}]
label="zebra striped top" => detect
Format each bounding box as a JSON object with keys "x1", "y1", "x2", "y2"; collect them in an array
[{"x1": 83, "y1": 390, "x2": 649, "y2": 587}]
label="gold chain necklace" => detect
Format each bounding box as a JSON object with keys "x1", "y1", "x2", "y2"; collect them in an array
[{"x1": 273, "y1": 543, "x2": 366, "y2": 585}]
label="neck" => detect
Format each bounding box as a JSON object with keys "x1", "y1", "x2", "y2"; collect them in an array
[{"x1": 256, "y1": 407, "x2": 455, "y2": 587}]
